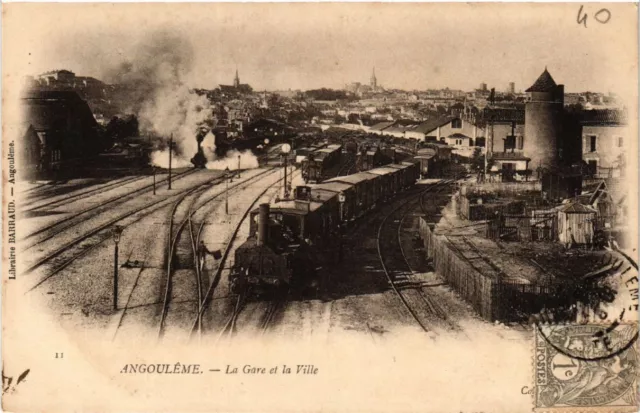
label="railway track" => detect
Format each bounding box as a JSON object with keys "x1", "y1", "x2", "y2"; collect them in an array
[
  {"x1": 376, "y1": 180, "x2": 458, "y2": 334},
  {"x1": 189, "y1": 171, "x2": 296, "y2": 341},
  {"x1": 397, "y1": 186, "x2": 466, "y2": 333},
  {"x1": 24, "y1": 174, "x2": 150, "y2": 212},
  {"x1": 109, "y1": 167, "x2": 281, "y2": 341},
  {"x1": 259, "y1": 294, "x2": 288, "y2": 336},
  {"x1": 21, "y1": 169, "x2": 197, "y2": 248},
  {"x1": 157, "y1": 167, "x2": 282, "y2": 341},
  {"x1": 19, "y1": 182, "x2": 48, "y2": 195},
  {"x1": 25, "y1": 169, "x2": 281, "y2": 288},
  {"x1": 24, "y1": 171, "x2": 227, "y2": 289},
  {"x1": 157, "y1": 180, "x2": 215, "y2": 340},
  {"x1": 215, "y1": 294, "x2": 248, "y2": 342}
]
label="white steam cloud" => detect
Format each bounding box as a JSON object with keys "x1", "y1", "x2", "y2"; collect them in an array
[
  {"x1": 202, "y1": 131, "x2": 259, "y2": 170},
  {"x1": 104, "y1": 30, "x2": 258, "y2": 169}
]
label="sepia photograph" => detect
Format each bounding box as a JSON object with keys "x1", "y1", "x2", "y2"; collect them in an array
[{"x1": 2, "y1": 3, "x2": 638, "y2": 412}]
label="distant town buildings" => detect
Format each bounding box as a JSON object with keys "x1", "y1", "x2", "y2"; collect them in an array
[{"x1": 20, "y1": 65, "x2": 629, "y2": 181}]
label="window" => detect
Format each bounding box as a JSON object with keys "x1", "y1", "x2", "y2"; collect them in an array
[
  {"x1": 588, "y1": 160, "x2": 598, "y2": 175},
  {"x1": 504, "y1": 135, "x2": 516, "y2": 151},
  {"x1": 451, "y1": 118, "x2": 462, "y2": 129},
  {"x1": 618, "y1": 137, "x2": 623, "y2": 147},
  {"x1": 516, "y1": 136, "x2": 524, "y2": 150},
  {"x1": 589, "y1": 135, "x2": 597, "y2": 152}
]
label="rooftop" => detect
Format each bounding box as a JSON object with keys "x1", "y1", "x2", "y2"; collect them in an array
[
  {"x1": 525, "y1": 68, "x2": 558, "y2": 93},
  {"x1": 414, "y1": 116, "x2": 457, "y2": 134},
  {"x1": 559, "y1": 202, "x2": 596, "y2": 214},
  {"x1": 579, "y1": 109, "x2": 628, "y2": 126}
]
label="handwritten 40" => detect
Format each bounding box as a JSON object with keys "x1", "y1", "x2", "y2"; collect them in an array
[{"x1": 577, "y1": 5, "x2": 611, "y2": 28}]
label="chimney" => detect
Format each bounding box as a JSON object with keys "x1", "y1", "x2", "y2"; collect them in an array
[
  {"x1": 257, "y1": 203, "x2": 270, "y2": 246},
  {"x1": 556, "y1": 84, "x2": 565, "y2": 104}
]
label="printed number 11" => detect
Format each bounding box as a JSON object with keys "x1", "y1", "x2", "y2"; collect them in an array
[{"x1": 55, "y1": 353, "x2": 64, "y2": 359}]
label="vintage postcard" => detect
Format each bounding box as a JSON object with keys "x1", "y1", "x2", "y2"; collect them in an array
[{"x1": 2, "y1": 3, "x2": 638, "y2": 412}]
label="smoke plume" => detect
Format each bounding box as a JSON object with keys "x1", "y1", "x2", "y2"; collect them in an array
[
  {"x1": 202, "y1": 132, "x2": 259, "y2": 170},
  {"x1": 103, "y1": 30, "x2": 257, "y2": 169}
]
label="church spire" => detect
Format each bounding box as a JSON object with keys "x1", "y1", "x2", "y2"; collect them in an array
[
  {"x1": 370, "y1": 67, "x2": 377, "y2": 90},
  {"x1": 234, "y1": 66, "x2": 240, "y2": 88}
]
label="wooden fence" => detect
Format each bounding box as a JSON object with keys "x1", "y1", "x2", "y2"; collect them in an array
[
  {"x1": 458, "y1": 195, "x2": 526, "y2": 221},
  {"x1": 420, "y1": 220, "x2": 496, "y2": 320},
  {"x1": 461, "y1": 181, "x2": 541, "y2": 197},
  {"x1": 492, "y1": 281, "x2": 556, "y2": 322},
  {"x1": 420, "y1": 218, "x2": 556, "y2": 322},
  {"x1": 485, "y1": 213, "x2": 558, "y2": 242}
]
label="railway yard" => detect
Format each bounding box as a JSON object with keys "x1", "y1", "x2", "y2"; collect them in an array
[{"x1": 17, "y1": 144, "x2": 528, "y2": 348}]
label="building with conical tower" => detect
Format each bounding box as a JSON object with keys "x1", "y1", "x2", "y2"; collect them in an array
[{"x1": 523, "y1": 68, "x2": 565, "y2": 170}]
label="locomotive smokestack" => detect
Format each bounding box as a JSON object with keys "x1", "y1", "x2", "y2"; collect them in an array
[{"x1": 257, "y1": 203, "x2": 270, "y2": 246}]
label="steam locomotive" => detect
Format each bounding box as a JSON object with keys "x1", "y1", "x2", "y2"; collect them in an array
[{"x1": 229, "y1": 160, "x2": 421, "y2": 295}]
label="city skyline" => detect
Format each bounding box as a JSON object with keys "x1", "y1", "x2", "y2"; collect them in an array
[{"x1": 5, "y1": 3, "x2": 636, "y2": 97}]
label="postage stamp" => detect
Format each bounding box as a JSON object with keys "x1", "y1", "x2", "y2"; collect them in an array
[{"x1": 534, "y1": 323, "x2": 638, "y2": 412}]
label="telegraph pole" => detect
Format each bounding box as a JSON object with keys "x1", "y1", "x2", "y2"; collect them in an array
[
  {"x1": 225, "y1": 167, "x2": 229, "y2": 215},
  {"x1": 168, "y1": 134, "x2": 173, "y2": 190},
  {"x1": 284, "y1": 154, "x2": 288, "y2": 198}
]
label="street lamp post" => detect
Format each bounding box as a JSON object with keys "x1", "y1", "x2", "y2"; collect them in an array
[
  {"x1": 225, "y1": 166, "x2": 230, "y2": 215},
  {"x1": 237, "y1": 155, "x2": 241, "y2": 177},
  {"x1": 281, "y1": 143, "x2": 291, "y2": 199},
  {"x1": 168, "y1": 135, "x2": 174, "y2": 190},
  {"x1": 263, "y1": 138, "x2": 270, "y2": 166},
  {"x1": 111, "y1": 225, "x2": 124, "y2": 311},
  {"x1": 152, "y1": 166, "x2": 156, "y2": 195},
  {"x1": 338, "y1": 192, "x2": 346, "y2": 264}
]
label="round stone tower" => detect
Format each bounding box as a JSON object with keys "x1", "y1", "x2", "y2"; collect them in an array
[{"x1": 524, "y1": 68, "x2": 564, "y2": 170}]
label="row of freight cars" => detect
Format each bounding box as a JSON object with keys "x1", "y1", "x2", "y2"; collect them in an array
[
  {"x1": 296, "y1": 138, "x2": 455, "y2": 185},
  {"x1": 229, "y1": 160, "x2": 421, "y2": 294}
]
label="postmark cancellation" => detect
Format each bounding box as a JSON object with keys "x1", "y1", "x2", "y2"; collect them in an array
[{"x1": 534, "y1": 323, "x2": 638, "y2": 412}]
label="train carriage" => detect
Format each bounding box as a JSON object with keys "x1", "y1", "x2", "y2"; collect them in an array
[
  {"x1": 326, "y1": 172, "x2": 379, "y2": 215},
  {"x1": 310, "y1": 181, "x2": 357, "y2": 222},
  {"x1": 294, "y1": 147, "x2": 314, "y2": 164},
  {"x1": 387, "y1": 161, "x2": 420, "y2": 189},
  {"x1": 386, "y1": 164, "x2": 408, "y2": 190},
  {"x1": 403, "y1": 161, "x2": 421, "y2": 186},
  {"x1": 344, "y1": 140, "x2": 358, "y2": 155},
  {"x1": 414, "y1": 148, "x2": 437, "y2": 178},
  {"x1": 302, "y1": 144, "x2": 343, "y2": 183},
  {"x1": 366, "y1": 166, "x2": 400, "y2": 199}
]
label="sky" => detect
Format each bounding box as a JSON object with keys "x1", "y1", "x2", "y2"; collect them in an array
[{"x1": 3, "y1": 3, "x2": 638, "y2": 97}]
